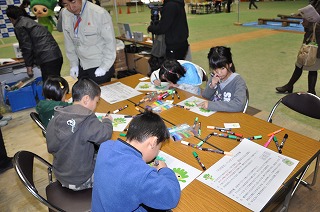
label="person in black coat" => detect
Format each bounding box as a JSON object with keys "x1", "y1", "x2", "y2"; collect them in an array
[
  {"x1": 6, "y1": 5, "x2": 63, "y2": 82},
  {"x1": 147, "y1": 0, "x2": 189, "y2": 60},
  {"x1": 0, "y1": 127, "x2": 12, "y2": 175}
]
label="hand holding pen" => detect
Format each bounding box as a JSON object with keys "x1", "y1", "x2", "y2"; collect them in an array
[
  {"x1": 209, "y1": 72, "x2": 220, "y2": 88},
  {"x1": 153, "y1": 159, "x2": 167, "y2": 171},
  {"x1": 152, "y1": 73, "x2": 161, "y2": 86},
  {"x1": 102, "y1": 111, "x2": 113, "y2": 121}
]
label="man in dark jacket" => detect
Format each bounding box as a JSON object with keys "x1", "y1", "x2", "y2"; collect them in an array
[
  {"x1": 6, "y1": 5, "x2": 63, "y2": 82},
  {"x1": 147, "y1": 0, "x2": 189, "y2": 60}
]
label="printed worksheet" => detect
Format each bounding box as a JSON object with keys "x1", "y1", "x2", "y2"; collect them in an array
[
  {"x1": 154, "y1": 151, "x2": 202, "y2": 190},
  {"x1": 134, "y1": 82, "x2": 170, "y2": 91},
  {"x1": 176, "y1": 96, "x2": 216, "y2": 117},
  {"x1": 197, "y1": 139, "x2": 299, "y2": 212},
  {"x1": 100, "y1": 82, "x2": 142, "y2": 104},
  {"x1": 95, "y1": 113, "x2": 132, "y2": 132}
]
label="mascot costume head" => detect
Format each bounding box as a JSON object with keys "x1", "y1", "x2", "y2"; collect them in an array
[{"x1": 30, "y1": 0, "x2": 57, "y2": 33}]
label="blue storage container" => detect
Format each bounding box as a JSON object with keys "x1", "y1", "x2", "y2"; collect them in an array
[
  {"x1": 4, "y1": 79, "x2": 38, "y2": 112},
  {"x1": 34, "y1": 77, "x2": 45, "y2": 101},
  {"x1": 5, "y1": 84, "x2": 37, "y2": 112}
]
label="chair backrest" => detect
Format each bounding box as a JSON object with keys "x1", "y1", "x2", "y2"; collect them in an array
[
  {"x1": 13, "y1": 150, "x2": 92, "y2": 212},
  {"x1": 267, "y1": 92, "x2": 320, "y2": 123},
  {"x1": 30, "y1": 112, "x2": 47, "y2": 137},
  {"x1": 13, "y1": 151, "x2": 63, "y2": 211},
  {"x1": 200, "y1": 66, "x2": 208, "y2": 82},
  {"x1": 243, "y1": 88, "x2": 249, "y2": 113}
]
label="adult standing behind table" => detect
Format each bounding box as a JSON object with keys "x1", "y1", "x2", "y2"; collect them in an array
[
  {"x1": 6, "y1": 6, "x2": 63, "y2": 83},
  {"x1": 60, "y1": 0, "x2": 116, "y2": 85},
  {"x1": 276, "y1": 0, "x2": 320, "y2": 95},
  {"x1": 147, "y1": 0, "x2": 189, "y2": 60}
]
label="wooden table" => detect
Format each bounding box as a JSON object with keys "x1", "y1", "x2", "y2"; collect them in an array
[
  {"x1": 97, "y1": 74, "x2": 320, "y2": 211},
  {"x1": 116, "y1": 36, "x2": 153, "y2": 49}
]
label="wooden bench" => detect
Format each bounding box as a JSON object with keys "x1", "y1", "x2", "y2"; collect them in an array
[
  {"x1": 258, "y1": 18, "x2": 301, "y2": 27},
  {"x1": 277, "y1": 14, "x2": 302, "y2": 20}
]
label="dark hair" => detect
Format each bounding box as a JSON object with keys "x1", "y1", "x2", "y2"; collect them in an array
[
  {"x1": 6, "y1": 5, "x2": 26, "y2": 19},
  {"x1": 126, "y1": 111, "x2": 170, "y2": 144},
  {"x1": 43, "y1": 76, "x2": 69, "y2": 101},
  {"x1": 159, "y1": 59, "x2": 186, "y2": 84},
  {"x1": 207, "y1": 46, "x2": 236, "y2": 73},
  {"x1": 72, "y1": 78, "x2": 101, "y2": 101}
]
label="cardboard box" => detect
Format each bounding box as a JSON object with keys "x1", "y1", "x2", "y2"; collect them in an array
[
  {"x1": 126, "y1": 53, "x2": 151, "y2": 76},
  {"x1": 13, "y1": 43, "x2": 23, "y2": 58},
  {"x1": 115, "y1": 49, "x2": 126, "y2": 62}
]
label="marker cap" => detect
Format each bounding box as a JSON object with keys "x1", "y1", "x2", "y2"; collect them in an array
[
  {"x1": 224, "y1": 151, "x2": 233, "y2": 156},
  {"x1": 192, "y1": 151, "x2": 198, "y2": 157},
  {"x1": 181, "y1": 140, "x2": 189, "y2": 146}
]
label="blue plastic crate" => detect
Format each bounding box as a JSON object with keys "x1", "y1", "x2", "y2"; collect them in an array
[
  {"x1": 33, "y1": 77, "x2": 45, "y2": 101},
  {"x1": 5, "y1": 81, "x2": 37, "y2": 112}
]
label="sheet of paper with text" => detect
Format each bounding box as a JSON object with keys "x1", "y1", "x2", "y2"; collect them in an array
[{"x1": 197, "y1": 139, "x2": 299, "y2": 211}]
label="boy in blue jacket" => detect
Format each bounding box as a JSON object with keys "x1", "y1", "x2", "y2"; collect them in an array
[{"x1": 92, "y1": 111, "x2": 181, "y2": 211}]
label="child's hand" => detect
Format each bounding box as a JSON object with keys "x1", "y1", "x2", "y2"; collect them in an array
[
  {"x1": 102, "y1": 114, "x2": 113, "y2": 121},
  {"x1": 168, "y1": 82, "x2": 177, "y2": 88},
  {"x1": 153, "y1": 160, "x2": 167, "y2": 170},
  {"x1": 210, "y1": 74, "x2": 220, "y2": 87},
  {"x1": 153, "y1": 79, "x2": 162, "y2": 86},
  {"x1": 198, "y1": 101, "x2": 208, "y2": 109}
]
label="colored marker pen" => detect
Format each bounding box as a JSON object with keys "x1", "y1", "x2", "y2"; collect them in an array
[
  {"x1": 193, "y1": 117, "x2": 198, "y2": 128},
  {"x1": 247, "y1": 135, "x2": 262, "y2": 140},
  {"x1": 153, "y1": 159, "x2": 159, "y2": 166},
  {"x1": 280, "y1": 134, "x2": 288, "y2": 149},
  {"x1": 197, "y1": 140, "x2": 204, "y2": 147},
  {"x1": 264, "y1": 134, "x2": 275, "y2": 148},
  {"x1": 219, "y1": 129, "x2": 243, "y2": 138},
  {"x1": 207, "y1": 126, "x2": 232, "y2": 131},
  {"x1": 198, "y1": 147, "x2": 233, "y2": 156},
  {"x1": 175, "y1": 91, "x2": 180, "y2": 99},
  {"x1": 181, "y1": 140, "x2": 197, "y2": 148},
  {"x1": 113, "y1": 105, "x2": 128, "y2": 114},
  {"x1": 198, "y1": 122, "x2": 202, "y2": 136},
  {"x1": 192, "y1": 151, "x2": 206, "y2": 171},
  {"x1": 267, "y1": 128, "x2": 284, "y2": 137},
  {"x1": 135, "y1": 107, "x2": 143, "y2": 113},
  {"x1": 273, "y1": 136, "x2": 282, "y2": 154}
]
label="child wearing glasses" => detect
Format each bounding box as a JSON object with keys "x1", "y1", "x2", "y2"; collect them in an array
[
  {"x1": 150, "y1": 59, "x2": 205, "y2": 95},
  {"x1": 198, "y1": 46, "x2": 247, "y2": 112}
]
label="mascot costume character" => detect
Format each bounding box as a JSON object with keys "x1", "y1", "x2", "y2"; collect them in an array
[{"x1": 30, "y1": 0, "x2": 57, "y2": 33}]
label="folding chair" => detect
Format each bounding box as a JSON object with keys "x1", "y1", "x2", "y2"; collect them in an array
[
  {"x1": 267, "y1": 92, "x2": 320, "y2": 210},
  {"x1": 30, "y1": 112, "x2": 46, "y2": 138},
  {"x1": 243, "y1": 88, "x2": 249, "y2": 114},
  {"x1": 13, "y1": 150, "x2": 92, "y2": 212}
]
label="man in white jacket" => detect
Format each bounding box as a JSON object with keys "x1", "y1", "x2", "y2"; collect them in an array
[{"x1": 60, "y1": 0, "x2": 116, "y2": 84}]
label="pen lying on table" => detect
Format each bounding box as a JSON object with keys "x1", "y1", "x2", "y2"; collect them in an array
[
  {"x1": 181, "y1": 140, "x2": 232, "y2": 155},
  {"x1": 113, "y1": 105, "x2": 128, "y2": 114},
  {"x1": 198, "y1": 147, "x2": 233, "y2": 156}
]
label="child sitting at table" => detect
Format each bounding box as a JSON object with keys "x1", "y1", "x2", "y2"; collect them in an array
[
  {"x1": 46, "y1": 77, "x2": 113, "y2": 191},
  {"x1": 92, "y1": 111, "x2": 181, "y2": 211},
  {"x1": 36, "y1": 76, "x2": 71, "y2": 128},
  {"x1": 150, "y1": 59, "x2": 205, "y2": 95},
  {"x1": 198, "y1": 46, "x2": 247, "y2": 112}
]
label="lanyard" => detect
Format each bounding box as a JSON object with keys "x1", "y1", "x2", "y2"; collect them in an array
[{"x1": 73, "y1": 0, "x2": 87, "y2": 36}]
